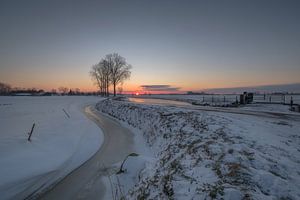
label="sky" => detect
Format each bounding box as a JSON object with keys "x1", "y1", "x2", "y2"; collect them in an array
[{"x1": 0, "y1": 0, "x2": 299, "y2": 93}]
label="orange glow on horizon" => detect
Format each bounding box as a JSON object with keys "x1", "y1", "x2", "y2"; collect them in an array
[{"x1": 2, "y1": 69, "x2": 300, "y2": 94}]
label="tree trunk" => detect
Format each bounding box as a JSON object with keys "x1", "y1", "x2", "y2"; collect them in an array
[
  {"x1": 102, "y1": 82, "x2": 105, "y2": 96},
  {"x1": 105, "y1": 78, "x2": 107, "y2": 96},
  {"x1": 113, "y1": 83, "x2": 116, "y2": 96},
  {"x1": 106, "y1": 78, "x2": 109, "y2": 97}
]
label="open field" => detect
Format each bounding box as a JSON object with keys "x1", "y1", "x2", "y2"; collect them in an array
[
  {"x1": 0, "y1": 96, "x2": 103, "y2": 199},
  {"x1": 128, "y1": 94, "x2": 300, "y2": 106}
]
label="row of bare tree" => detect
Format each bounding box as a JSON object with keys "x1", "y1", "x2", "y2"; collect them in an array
[
  {"x1": 0, "y1": 83, "x2": 87, "y2": 96},
  {"x1": 90, "y1": 53, "x2": 132, "y2": 96},
  {"x1": 0, "y1": 82, "x2": 11, "y2": 95}
]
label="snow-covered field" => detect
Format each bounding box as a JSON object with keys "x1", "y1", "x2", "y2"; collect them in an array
[
  {"x1": 129, "y1": 94, "x2": 300, "y2": 107},
  {"x1": 238, "y1": 103, "x2": 297, "y2": 114},
  {"x1": 0, "y1": 96, "x2": 103, "y2": 200},
  {"x1": 128, "y1": 97, "x2": 300, "y2": 114},
  {"x1": 97, "y1": 99, "x2": 300, "y2": 200},
  {"x1": 131, "y1": 94, "x2": 238, "y2": 106}
]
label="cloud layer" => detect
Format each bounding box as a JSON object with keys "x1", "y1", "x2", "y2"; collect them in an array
[{"x1": 140, "y1": 85, "x2": 180, "y2": 92}]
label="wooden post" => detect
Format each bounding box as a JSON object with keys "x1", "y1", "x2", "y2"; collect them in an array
[
  {"x1": 28, "y1": 123, "x2": 35, "y2": 141},
  {"x1": 240, "y1": 94, "x2": 245, "y2": 104},
  {"x1": 291, "y1": 96, "x2": 293, "y2": 107},
  {"x1": 63, "y1": 109, "x2": 70, "y2": 118}
]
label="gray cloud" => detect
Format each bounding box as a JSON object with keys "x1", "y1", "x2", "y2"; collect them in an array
[{"x1": 140, "y1": 85, "x2": 180, "y2": 91}]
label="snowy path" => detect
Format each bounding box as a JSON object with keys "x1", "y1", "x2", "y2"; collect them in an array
[{"x1": 39, "y1": 105, "x2": 134, "y2": 200}]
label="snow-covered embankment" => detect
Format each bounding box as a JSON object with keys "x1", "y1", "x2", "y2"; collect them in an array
[
  {"x1": 97, "y1": 99, "x2": 300, "y2": 200},
  {"x1": 0, "y1": 96, "x2": 104, "y2": 199}
]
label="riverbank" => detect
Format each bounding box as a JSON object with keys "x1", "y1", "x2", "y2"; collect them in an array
[{"x1": 97, "y1": 99, "x2": 300, "y2": 199}]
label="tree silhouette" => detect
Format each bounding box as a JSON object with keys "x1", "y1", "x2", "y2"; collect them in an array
[{"x1": 90, "y1": 53, "x2": 132, "y2": 96}]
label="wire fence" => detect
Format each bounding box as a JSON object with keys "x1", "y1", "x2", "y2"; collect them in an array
[
  {"x1": 253, "y1": 94, "x2": 299, "y2": 105},
  {"x1": 151, "y1": 94, "x2": 300, "y2": 106}
]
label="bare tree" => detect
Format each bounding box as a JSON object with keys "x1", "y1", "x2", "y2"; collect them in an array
[
  {"x1": 105, "y1": 53, "x2": 131, "y2": 96},
  {"x1": 58, "y1": 87, "x2": 69, "y2": 95},
  {"x1": 74, "y1": 88, "x2": 80, "y2": 95},
  {"x1": 90, "y1": 64, "x2": 102, "y2": 95},
  {"x1": 51, "y1": 89, "x2": 57, "y2": 93},
  {"x1": 101, "y1": 59, "x2": 111, "y2": 96},
  {"x1": 90, "y1": 53, "x2": 131, "y2": 97},
  {"x1": 90, "y1": 61, "x2": 110, "y2": 96},
  {"x1": 0, "y1": 82, "x2": 11, "y2": 95}
]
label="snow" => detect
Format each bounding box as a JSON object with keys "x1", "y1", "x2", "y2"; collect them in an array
[
  {"x1": 129, "y1": 94, "x2": 238, "y2": 106},
  {"x1": 238, "y1": 103, "x2": 297, "y2": 114},
  {"x1": 0, "y1": 96, "x2": 104, "y2": 200},
  {"x1": 97, "y1": 99, "x2": 300, "y2": 200},
  {"x1": 128, "y1": 96, "x2": 300, "y2": 116},
  {"x1": 129, "y1": 94, "x2": 300, "y2": 107},
  {"x1": 98, "y1": 111, "x2": 154, "y2": 200}
]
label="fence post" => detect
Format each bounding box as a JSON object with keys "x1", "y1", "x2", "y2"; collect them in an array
[
  {"x1": 269, "y1": 96, "x2": 271, "y2": 102},
  {"x1": 290, "y1": 96, "x2": 293, "y2": 107},
  {"x1": 28, "y1": 123, "x2": 35, "y2": 141},
  {"x1": 240, "y1": 94, "x2": 245, "y2": 105},
  {"x1": 62, "y1": 109, "x2": 70, "y2": 118}
]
